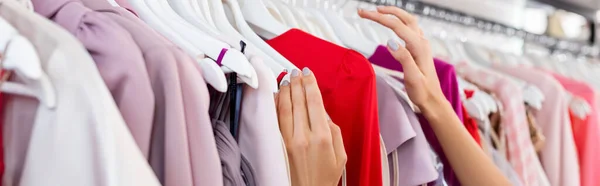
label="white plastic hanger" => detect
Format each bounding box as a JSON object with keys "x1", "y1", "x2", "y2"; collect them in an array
[
  {"x1": 168, "y1": 0, "x2": 259, "y2": 88},
  {"x1": 0, "y1": 18, "x2": 56, "y2": 108},
  {"x1": 320, "y1": 9, "x2": 377, "y2": 56},
  {"x1": 269, "y1": 0, "x2": 300, "y2": 28},
  {"x1": 220, "y1": 0, "x2": 298, "y2": 72},
  {"x1": 302, "y1": 8, "x2": 345, "y2": 46},
  {"x1": 147, "y1": 0, "x2": 256, "y2": 80},
  {"x1": 126, "y1": 0, "x2": 228, "y2": 92},
  {"x1": 237, "y1": 0, "x2": 291, "y2": 39},
  {"x1": 205, "y1": 0, "x2": 286, "y2": 92},
  {"x1": 194, "y1": 0, "x2": 218, "y2": 29}
]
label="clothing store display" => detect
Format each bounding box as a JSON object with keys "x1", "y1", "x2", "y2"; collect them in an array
[
  {"x1": 0, "y1": 1, "x2": 160, "y2": 185},
  {"x1": 456, "y1": 62, "x2": 550, "y2": 186},
  {"x1": 0, "y1": 1, "x2": 597, "y2": 186},
  {"x1": 267, "y1": 28, "x2": 382, "y2": 186},
  {"x1": 369, "y1": 45, "x2": 463, "y2": 186},
  {"x1": 493, "y1": 64, "x2": 580, "y2": 186}
]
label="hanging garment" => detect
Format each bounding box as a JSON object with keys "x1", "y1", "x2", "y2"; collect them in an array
[
  {"x1": 213, "y1": 119, "x2": 246, "y2": 186},
  {"x1": 32, "y1": 0, "x2": 155, "y2": 158},
  {"x1": 0, "y1": 0, "x2": 160, "y2": 185},
  {"x1": 209, "y1": 78, "x2": 254, "y2": 186},
  {"x1": 266, "y1": 28, "x2": 382, "y2": 186},
  {"x1": 493, "y1": 64, "x2": 580, "y2": 186},
  {"x1": 67, "y1": 2, "x2": 224, "y2": 185},
  {"x1": 375, "y1": 75, "x2": 438, "y2": 186},
  {"x1": 456, "y1": 62, "x2": 550, "y2": 186},
  {"x1": 380, "y1": 136, "x2": 390, "y2": 186},
  {"x1": 369, "y1": 45, "x2": 463, "y2": 186},
  {"x1": 549, "y1": 72, "x2": 600, "y2": 186},
  {"x1": 477, "y1": 118, "x2": 523, "y2": 186},
  {"x1": 239, "y1": 58, "x2": 291, "y2": 186}
]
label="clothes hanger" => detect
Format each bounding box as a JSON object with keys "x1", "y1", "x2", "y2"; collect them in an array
[
  {"x1": 145, "y1": 0, "x2": 259, "y2": 88},
  {"x1": 319, "y1": 0, "x2": 377, "y2": 57},
  {"x1": 205, "y1": 0, "x2": 288, "y2": 92},
  {"x1": 237, "y1": 0, "x2": 291, "y2": 39},
  {"x1": 0, "y1": 18, "x2": 56, "y2": 108},
  {"x1": 284, "y1": 3, "x2": 324, "y2": 38},
  {"x1": 268, "y1": 0, "x2": 300, "y2": 28},
  {"x1": 194, "y1": 0, "x2": 218, "y2": 29},
  {"x1": 219, "y1": 0, "x2": 298, "y2": 72},
  {"x1": 168, "y1": 0, "x2": 259, "y2": 88},
  {"x1": 126, "y1": 0, "x2": 228, "y2": 92},
  {"x1": 287, "y1": 0, "x2": 345, "y2": 46},
  {"x1": 264, "y1": 0, "x2": 287, "y2": 24}
]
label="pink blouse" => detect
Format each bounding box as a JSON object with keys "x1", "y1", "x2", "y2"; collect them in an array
[
  {"x1": 456, "y1": 62, "x2": 550, "y2": 186},
  {"x1": 493, "y1": 64, "x2": 580, "y2": 186}
]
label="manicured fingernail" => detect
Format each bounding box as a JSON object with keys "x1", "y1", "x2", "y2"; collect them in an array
[
  {"x1": 387, "y1": 39, "x2": 399, "y2": 51},
  {"x1": 291, "y1": 69, "x2": 300, "y2": 77},
  {"x1": 302, "y1": 67, "x2": 311, "y2": 75},
  {"x1": 281, "y1": 80, "x2": 289, "y2": 86}
]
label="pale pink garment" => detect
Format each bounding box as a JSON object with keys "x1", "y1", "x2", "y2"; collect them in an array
[
  {"x1": 493, "y1": 64, "x2": 580, "y2": 186},
  {"x1": 73, "y1": 1, "x2": 224, "y2": 184},
  {"x1": 239, "y1": 58, "x2": 291, "y2": 186},
  {"x1": 0, "y1": 1, "x2": 160, "y2": 185},
  {"x1": 548, "y1": 72, "x2": 600, "y2": 186},
  {"x1": 456, "y1": 62, "x2": 550, "y2": 186}
]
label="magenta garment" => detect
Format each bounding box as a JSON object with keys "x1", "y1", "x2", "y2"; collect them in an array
[
  {"x1": 376, "y1": 75, "x2": 439, "y2": 185},
  {"x1": 32, "y1": 0, "x2": 156, "y2": 156},
  {"x1": 368, "y1": 45, "x2": 463, "y2": 186}
]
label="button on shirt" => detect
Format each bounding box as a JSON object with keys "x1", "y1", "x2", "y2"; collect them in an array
[
  {"x1": 267, "y1": 29, "x2": 382, "y2": 186},
  {"x1": 0, "y1": 1, "x2": 160, "y2": 185},
  {"x1": 492, "y1": 64, "x2": 580, "y2": 186},
  {"x1": 456, "y1": 62, "x2": 550, "y2": 186}
]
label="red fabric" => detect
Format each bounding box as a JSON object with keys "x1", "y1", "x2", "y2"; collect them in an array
[
  {"x1": 461, "y1": 105, "x2": 481, "y2": 146},
  {"x1": 276, "y1": 70, "x2": 287, "y2": 84},
  {"x1": 267, "y1": 29, "x2": 382, "y2": 186}
]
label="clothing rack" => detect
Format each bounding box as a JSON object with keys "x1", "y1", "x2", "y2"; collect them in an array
[{"x1": 358, "y1": 0, "x2": 600, "y2": 58}]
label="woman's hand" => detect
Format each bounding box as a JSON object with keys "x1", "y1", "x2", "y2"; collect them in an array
[
  {"x1": 358, "y1": 6, "x2": 446, "y2": 112},
  {"x1": 358, "y1": 7, "x2": 513, "y2": 186},
  {"x1": 276, "y1": 68, "x2": 347, "y2": 186}
]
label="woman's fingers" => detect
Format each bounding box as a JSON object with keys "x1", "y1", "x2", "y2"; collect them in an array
[
  {"x1": 386, "y1": 39, "x2": 425, "y2": 78},
  {"x1": 329, "y1": 122, "x2": 347, "y2": 166},
  {"x1": 358, "y1": 8, "x2": 431, "y2": 70},
  {"x1": 277, "y1": 80, "x2": 294, "y2": 140},
  {"x1": 300, "y1": 67, "x2": 331, "y2": 135},
  {"x1": 290, "y1": 69, "x2": 311, "y2": 136},
  {"x1": 375, "y1": 6, "x2": 420, "y2": 33},
  {"x1": 358, "y1": 9, "x2": 419, "y2": 46}
]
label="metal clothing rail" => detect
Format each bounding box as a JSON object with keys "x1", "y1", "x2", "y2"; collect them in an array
[{"x1": 357, "y1": 0, "x2": 599, "y2": 58}]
